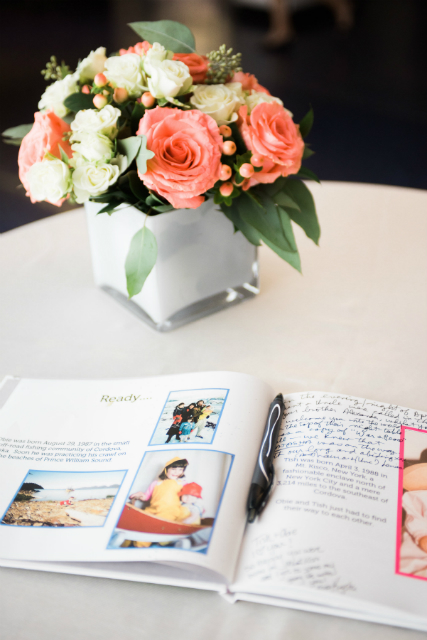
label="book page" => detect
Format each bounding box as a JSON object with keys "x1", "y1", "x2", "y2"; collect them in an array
[
  {"x1": 232, "y1": 392, "x2": 427, "y2": 621},
  {"x1": 0, "y1": 372, "x2": 272, "y2": 584}
]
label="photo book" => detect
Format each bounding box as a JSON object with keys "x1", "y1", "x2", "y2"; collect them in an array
[{"x1": 0, "y1": 372, "x2": 425, "y2": 631}]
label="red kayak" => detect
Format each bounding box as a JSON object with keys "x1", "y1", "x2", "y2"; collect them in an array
[{"x1": 117, "y1": 503, "x2": 212, "y2": 535}]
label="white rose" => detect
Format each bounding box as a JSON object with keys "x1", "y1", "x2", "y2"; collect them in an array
[
  {"x1": 70, "y1": 105, "x2": 121, "y2": 139},
  {"x1": 190, "y1": 83, "x2": 245, "y2": 125},
  {"x1": 26, "y1": 159, "x2": 70, "y2": 203},
  {"x1": 71, "y1": 132, "x2": 114, "y2": 163},
  {"x1": 104, "y1": 53, "x2": 146, "y2": 98},
  {"x1": 147, "y1": 59, "x2": 192, "y2": 99},
  {"x1": 245, "y1": 90, "x2": 285, "y2": 114},
  {"x1": 77, "y1": 46, "x2": 107, "y2": 83},
  {"x1": 143, "y1": 43, "x2": 173, "y2": 75},
  {"x1": 72, "y1": 162, "x2": 120, "y2": 203},
  {"x1": 38, "y1": 73, "x2": 79, "y2": 118}
]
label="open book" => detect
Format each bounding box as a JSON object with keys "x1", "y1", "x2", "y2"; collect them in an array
[{"x1": 0, "y1": 372, "x2": 426, "y2": 631}]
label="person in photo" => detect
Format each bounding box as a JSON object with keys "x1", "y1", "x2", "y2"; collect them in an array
[
  {"x1": 129, "y1": 457, "x2": 191, "y2": 523},
  {"x1": 180, "y1": 403, "x2": 196, "y2": 423},
  {"x1": 165, "y1": 412, "x2": 183, "y2": 443},
  {"x1": 399, "y1": 461, "x2": 427, "y2": 577},
  {"x1": 179, "y1": 417, "x2": 196, "y2": 442},
  {"x1": 179, "y1": 483, "x2": 205, "y2": 525},
  {"x1": 195, "y1": 405, "x2": 213, "y2": 439}
]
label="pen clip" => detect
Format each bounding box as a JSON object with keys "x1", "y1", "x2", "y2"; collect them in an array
[{"x1": 257, "y1": 464, "x2": 275, "y2": 518}]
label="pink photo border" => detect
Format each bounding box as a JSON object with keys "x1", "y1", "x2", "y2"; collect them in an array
[{"x1": 395, "y1": 424, "x2": 427, "y2": 581}]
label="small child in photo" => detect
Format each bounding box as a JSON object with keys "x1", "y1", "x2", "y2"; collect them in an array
[
  {"x1": 179, "y1": 417, "x2": 195, "y2": 442},
  {"x1": 179, "y1": 483, "x2": 205, "y2": 525}
]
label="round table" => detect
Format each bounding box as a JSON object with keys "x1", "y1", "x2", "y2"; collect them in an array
[{"x1": 1, "y1": 182, "x2": 426, "y2": 640}]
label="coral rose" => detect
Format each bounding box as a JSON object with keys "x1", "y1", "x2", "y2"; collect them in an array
[
  {"x1": 238, "y1": 103, "x2": 304, "y2": 186},
  {"x1": 18, "y1": 111, "x2": 72, "y2": 205},
  {"x1": 232, "y1": 71, "x2": 270, "y2": 95},
  {"x1": 173, "y1": 53, "x2": 208, "y2": 84},
  {"x1": 136, "y1": 107, "x2": 222, "y2": 209},
  {"x1": 119, "y1": 41, "x2": 152, "y2": 56}
]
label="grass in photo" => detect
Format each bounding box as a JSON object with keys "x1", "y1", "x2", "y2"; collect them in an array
[
  {"x1": 108, "y1": 449, "x2": 233, "y2": 553},
  {"x1": 397, "y1": 426, "x2": 427, "y2": 580},
  {"x1": 149, "y1": 388, "x2": 229, "y2": 446},
  {"x1": 1, "y1": 469, "x2": 127, "y2": 528}
]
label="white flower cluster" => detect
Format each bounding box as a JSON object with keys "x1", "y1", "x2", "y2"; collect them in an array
[
  {"x1": 190, "y1": 82, "x2": 245, "y2": 125},
  {"x1": 69, "y1": 106, "x2": 123, "y2": 203},
  {"x1": 38, "y1": 72, "x2": 80, "y2": 118}
]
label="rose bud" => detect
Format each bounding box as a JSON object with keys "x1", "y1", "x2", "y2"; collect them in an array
[
  {"x1": 94, "y1": 73, "x2": 108, "y2": 87},
  {"x1": 141, "y1": 92, "x2": 155, "y2": 108},
  {"x1": 219, "y1": 125, "x2": 232, "y2": 138},
  {"x1": 239, "y1": 163, "x2": 254, "y2": 179},
  {"x1": 113, "y1": 87, "x2": 129, "y2": 104},
  {"x1": 222, "y1": 141, "x2": 236, "y2": 156},
  {"x1": 219, "y1": 164, "x2": 232, "y2": 181},
  {"x1": 93, "y1": 94, "x2": 108, "y2": 109},
  {"x1": 219, "y1": 182, "x2": 234, "y2": 197},
  {"x1": 81, "y1": 85, "x2": 91, "y2": 95},
  {"x1": 250, "y1": 154, "x2": 264, "y2": 167}
]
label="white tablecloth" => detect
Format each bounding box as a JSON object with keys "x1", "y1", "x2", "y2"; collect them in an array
[{"x1": 1, "y1": 182, "x2": 426, "y2": 640}]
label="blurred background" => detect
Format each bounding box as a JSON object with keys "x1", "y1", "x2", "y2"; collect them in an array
[{"x1": 1, "y1": 0, "x2": 426, "y2": 233}]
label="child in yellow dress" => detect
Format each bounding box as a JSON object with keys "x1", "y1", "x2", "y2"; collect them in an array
[{"x1": 129, "y1": 457, "x2": 191, "y2": 523}]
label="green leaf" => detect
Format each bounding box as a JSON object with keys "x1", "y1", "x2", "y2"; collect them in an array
[
  {"x1": 2, "y1": 124, "x2": 33, "y2": 140},
  {"x1": 303, "y1": 146, "x2": 315, "y2": 159},
  {"x1": 58, "y1": 144, "x2": 70, "y2": 165},
  {"x1": 296, "y1": 166, "x2": 320, "y2": 183},
  {"x1": 274, "y1": 190, "x2": 300, "y2": 211},
  {"x1": 125, "y1": 225, "x2": 158, "y2": 297},
  {"x1": 299, "y1": 107, "x2": 314, "y2": 138},
  {"x1": 283, "y1": 180, "x2": 321, "y2": 245},
  {"x1": 259, "y1": 231, "x2": 302, "y2": 273},
  {"x1": 129, "y1": 20, "x2": 196, "y2": 53},
  {"x1": 240, "y1": 190, "x2": 297, "y2": 253},
  {"x1": 220, "y1": 200, "x2": 262, "y2": 246},
  {"x1": 152, "y1": 204, "x2": 174, "y2": 213},
  {"x1": 117, "y1": 136, "x2": 142, "y2": 167},
  {"x1": 128, "y1": 170, "x2": 149, "y2": 201},
  {"x1": 130, "y1": 103, "x2": 146, "y2": 134},
  {"x1": 96, "y1": 200, "x2": 123, "y2": 215},
  {"x1": 3, "y1": 138, "x2": 22, "y2": 146},
  {"x1": 135, "y1": 134, "x2": 155, "y2": 175},
  {"x1": 63, "y1": 92, "x2": 95, "y2": 112}
]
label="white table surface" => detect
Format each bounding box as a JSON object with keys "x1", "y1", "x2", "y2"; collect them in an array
[{"x1": 0, "y1": 181, "x2": 426, "y2": 640}]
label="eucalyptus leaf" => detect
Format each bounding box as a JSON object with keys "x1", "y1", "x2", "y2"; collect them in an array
[
  {"x1": 63, "y1": 92, "x2": 95, "y2": 112},
  {"x1": 117, "y1": 136, "x2": 142, "y2": 167},
  {"x1": 136, "y1": 134, "x2": 155, "y2": 175},
  {"x1": 3, "y1": 138, "x2": 22, "y2": 146},
  {"x1": 129, "y1": 20, "x2": 196, "y2": 53},
  {"x1": 125, "y1": 225, "x2": 158, "y2": 297},
  {"x1": 2, "y1": 124, "x2": 33, "y2": 144},
  {"x1": 303, "y1": 146, "x2": 315, "y2": 159},
  {"x1": 131, "y1": 103, "x2": 146, "y2": 134},
  {"x1": 283, "y1": 180, "x2": 320, "y2": 245},
  {"x1": 299, "y1": 107, "x2": 314, "y2": 138},
  {"x1": 152, "y1": 204, "x2": 174, "y2": 213}
]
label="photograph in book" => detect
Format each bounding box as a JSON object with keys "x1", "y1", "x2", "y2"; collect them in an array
[
  {"x1": 149, "y1": 388, "x2": 229, "y2": 446},
  {"x1": 397, "y1": 426, "x2": 427, "y2": 580},
  {"x1": 108, "y1": 449, "x2": 233, "y2": 552},
  {"x1": 1, "y1": 469, "x2": 127, "y2": 528}
]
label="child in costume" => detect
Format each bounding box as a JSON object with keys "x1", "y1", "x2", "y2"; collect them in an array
[
  {"x1": 179, "y1": 483, "x2": 205, "y2": 525},
  {"x1": 399, "y1": 462, "x2": 427, "y2": 577},
  {"x1": 129, "y1": 457, "x2": 192, "y2": 523}
]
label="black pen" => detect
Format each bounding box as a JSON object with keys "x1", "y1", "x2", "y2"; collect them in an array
[{"x1": 247, "y1": 393, "x2": 285, "y2": 523}]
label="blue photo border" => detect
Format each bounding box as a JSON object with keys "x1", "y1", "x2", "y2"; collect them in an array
[
  {"x1": 148, "y1": 387, "x2": 230, "y2": 447},
  {"x1": 106, "y1": 447, "x2": 235, "y2": 554},
  {"x1": 0, "y1": 468, "x2": 128, "y2": 529}
]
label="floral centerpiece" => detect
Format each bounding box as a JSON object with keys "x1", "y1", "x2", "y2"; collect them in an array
[{"x1": 3, "y1": 20, "x2": 319, "y2": 299}]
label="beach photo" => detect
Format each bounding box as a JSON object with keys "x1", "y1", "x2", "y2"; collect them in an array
[
  {"x1": 1, "y1": 469, "x2": 127, "y2": 528},
  {"x1": 149, "y1": 388, "x2": 229, "y2": 446},
  {"x1": 397, "y1": 427, "x2": 427, "y2": 580},
  {"x1": 108, "y1": 449, "x2": 233, "y2": 552}
]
